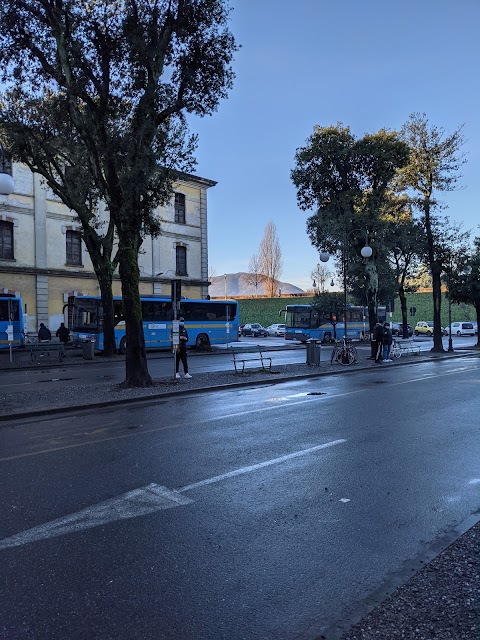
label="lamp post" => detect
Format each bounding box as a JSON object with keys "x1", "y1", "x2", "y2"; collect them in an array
[
  {"x1": 319, "y1": 230, "x2": 372, "y2": 339},
  {"x1": 447, "y1": 256, "x2": 454, "y2": 353},
  {"x1": 0, "y1": 143, "x2": 15, "y2": 195}
]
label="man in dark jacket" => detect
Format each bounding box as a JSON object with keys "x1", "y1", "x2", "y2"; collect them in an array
[
  {"x1": 175, "y1": 317, "x2": 191, "y2": 379},
  {"x1": 38, "y1": 323, "x2": 51, "y2": 341},
  {"x1": 56, "y1": 322, "x2": 70, "y2": 344},
  {"x1": 373, "y1": 322, "x2": 384, "y2": 363},
  {"x1": 382, "y1": 322, "x2": 393, "y2": 362}
]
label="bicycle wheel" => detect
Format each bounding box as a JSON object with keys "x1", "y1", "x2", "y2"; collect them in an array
[
  {"x1": 338, "y1": 347, "x2": 356, "y2": 365},
  {"x1": 330, "y1": 346, "x2": 339, "y2": 364},
  {"x1": 391, "y1": 341, "x2": 402, "y2": 358}
]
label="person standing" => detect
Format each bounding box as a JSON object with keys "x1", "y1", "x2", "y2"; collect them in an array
[
  {"x1": 38, "y1": 322, "x2": 51, "y2": 341},
  {"x1": 382, "y1": 322, "x2": 393, "y2": 362},
  {"x1": 175, "y1": 317, "x2": 191, "y2": 379},
  {"x1": 373, "y1": 321, "x2": 384, "y2": 363},
  {"x1": 56, "y1": 322, "x2": 70, "y2": 344}
]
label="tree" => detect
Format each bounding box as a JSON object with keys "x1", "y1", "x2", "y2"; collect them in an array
[
  {"x1": 291, "y1": 123, "x2": 409, "y2": 333},
  {"x1": 311, "y1": 263, "x2": 332, "y2": 295},
  {"x1": 446, "y1": 238, "x2": 480, "y2": 347},
  {"x1": 398, "y1": 113, "x2": 466, "y2": 352},
  {"x1": 245, "y1": 253, "x2": 265, "y2": 297},
  {"x1": 0, "y1": 0, "x2": 237, "y2": 386},
  {"x1": 259, "y1": 221, "x2": 282, "y2": 297}
]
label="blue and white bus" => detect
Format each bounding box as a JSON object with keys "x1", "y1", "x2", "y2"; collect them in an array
[
  {"x1": 284, "y1": 304, "x2": 386, "y2": 343},
  {"x1": 0, "y1": 296, "x2": 25, "y2": 349},
  {"x1": 67, "y1": 295, "x2": 239, "y2": 352}
]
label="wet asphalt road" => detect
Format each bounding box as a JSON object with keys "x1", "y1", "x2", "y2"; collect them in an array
[{"x1": 1, "y1": 356, "x2": 479, "y2": 639}]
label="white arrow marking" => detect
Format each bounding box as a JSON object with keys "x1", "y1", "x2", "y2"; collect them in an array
[
  {"x1": 0, "y1": 439, "x2": 346, "y2": 551},
  {"x1": 0, "y1": 483, "x2": 192, "y2": 551}
]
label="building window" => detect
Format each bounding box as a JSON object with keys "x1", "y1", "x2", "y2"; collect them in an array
[
  {"x1": 176, "y1": 246, "x2": 187, "y2": 276},
  {"x1": 0, "y1": 221, "x2": 14, "y2": 260},
  {"x1": 174, "y1": 192, "x2": 186, "y2": 224},
  {"x1": 66, "y1": 230, "x2": 82, "y2": 265}
]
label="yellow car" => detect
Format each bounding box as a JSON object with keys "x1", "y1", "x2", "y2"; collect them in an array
[{"x1": 414, "y1": 321, "x2": 447, "y2": 337}]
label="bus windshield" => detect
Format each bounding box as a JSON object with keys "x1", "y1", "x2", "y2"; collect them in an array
[{"x1": 72, "y1": 298, "x2": 101, "y2": 333}]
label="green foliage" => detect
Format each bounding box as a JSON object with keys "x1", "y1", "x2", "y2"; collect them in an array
[{"x1": 449, "y1": 238, "x2": 480, "y2": 315}]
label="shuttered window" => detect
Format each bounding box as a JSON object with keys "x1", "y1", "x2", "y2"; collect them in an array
[{"x1": 0, "y1": 221, "x2": 14, "y2": 260}]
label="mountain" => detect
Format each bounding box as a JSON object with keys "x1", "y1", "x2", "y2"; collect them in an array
[{"x1": 208, "y1": 272, "x2": 304, "y2": 297}]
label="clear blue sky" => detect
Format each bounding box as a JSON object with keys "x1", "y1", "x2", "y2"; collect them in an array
[{"x1": 189, "y1": 0, "x2": 480, "y2": 291}]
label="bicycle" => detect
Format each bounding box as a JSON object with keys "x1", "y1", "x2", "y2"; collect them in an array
[
  {"x1": 330, "y1": 337, "x2": 358, "y2": 365},
  {"x1": 389, "y1": 338, "x2": 402, "y2": 359}
]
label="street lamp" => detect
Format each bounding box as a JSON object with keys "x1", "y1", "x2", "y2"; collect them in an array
[
  {"x1": 447, "y1": 256, "x2": 454, "y2": 353},
  {"x1": 319, "y1": 230, "x2": 372, "y2": 339},
  {"x1": 0, "y1": 143, "x2": 15, "y2": 195}
]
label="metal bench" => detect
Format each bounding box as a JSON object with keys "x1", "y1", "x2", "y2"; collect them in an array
[
  {"x1": 30, "y1": 340, "x2": 66, "y2": 362},
  {"x1": 394, "y1": 338, "x2": 421, "y2": 356},
  {"x1": 231, "y1": 345, "x2": 272, "y2": 374}
]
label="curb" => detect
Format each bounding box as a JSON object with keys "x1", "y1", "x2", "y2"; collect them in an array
[{"x1": 1, "y1": 350, "x2": 477, "y2": 424}]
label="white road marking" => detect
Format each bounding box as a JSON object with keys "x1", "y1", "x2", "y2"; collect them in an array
[
  {"x1": 339, "y1": 498, "x2": 351, "y2": 503},
  {"x1": 0, "y1": 484, "x2": 192, "y2": 551},
  {"x1": 0, "y1": 439, "x2": 346, "y2": 550},
  {"x1": 177, "y1": 440, "x2": 347, "y2": 493}
]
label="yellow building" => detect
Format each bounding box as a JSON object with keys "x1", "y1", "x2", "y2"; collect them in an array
[{"x1": 0, "y1": 163, "x2": 215, "y2": 334}]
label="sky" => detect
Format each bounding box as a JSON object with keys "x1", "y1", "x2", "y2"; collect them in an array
[{"x1": 188, "y1": 0, "x2": 480, "y2": 291}]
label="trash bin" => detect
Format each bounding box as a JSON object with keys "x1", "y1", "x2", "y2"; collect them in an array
[
  {"x1": 82, "y1": 340, "x2": 95, "y2": 360},
  {"x1": 306, "y1": 339, "x2": 321, "y2": 365}
]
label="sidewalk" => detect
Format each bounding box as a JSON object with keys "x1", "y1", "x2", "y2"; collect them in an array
[{"x1": 1, "y1": 344, "x2": 479, "y2": 640}]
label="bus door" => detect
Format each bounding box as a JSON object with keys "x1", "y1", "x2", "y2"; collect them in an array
[
  {"x1": 0, "y1": 298, "x2": 22, "y2": 347},
  {"x1": 142, "y1": 300, "x2": 171, "y2": 349}
]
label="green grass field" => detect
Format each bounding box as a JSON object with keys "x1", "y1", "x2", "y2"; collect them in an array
[{"x1": 237, "y1": 293, "x2": 477, "y2": 328}]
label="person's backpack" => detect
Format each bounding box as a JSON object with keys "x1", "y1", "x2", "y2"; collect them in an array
[{"x1": 374, "y1": 324, "x2": 383, "y2": 341}]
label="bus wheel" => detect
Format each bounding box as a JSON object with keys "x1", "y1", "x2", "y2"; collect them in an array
[
  {"x1": 195, "y1": 334, "x2": 210, "y2": 351},
  {"x1": 119, "y1": 336, "x2": 127, "y2": 355},
  {"x1": 323, "y1": 332, "x2": 332, "y2": 343}
]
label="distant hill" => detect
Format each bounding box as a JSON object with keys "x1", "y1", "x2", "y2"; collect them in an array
[{"x1": 209, "y1": 272, "x2": 304, "y2": 297}]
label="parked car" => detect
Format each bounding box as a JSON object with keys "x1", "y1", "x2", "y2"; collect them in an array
[
  {"x1": 414, "y1": 321, "x2": 447, "y2": 337},
  {"x1": 391, "y1": 322, "x2": 413, "y2": 337},
  {"x1": 241, "y1": 323, "x2": 269, "y2": 337},
  {"x1": 446, "y1": 322, "x2": 476, "y2": 337},
  {"x1": 266, "y1": 323, "x2": 285, "y2": 337}
]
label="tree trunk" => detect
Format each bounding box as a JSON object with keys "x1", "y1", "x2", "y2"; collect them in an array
[
  {"x1": 118, "y1": 236, "x2": 153, "y2": 387},
  {"x1": 475, "y1": 302, "x2": 480, "y2": 348},
  {"x1": 423, "y1": 197, "x2": 444, "y2": 353},
  {"x1": 367, "y1": 296, "x2": 377, "y2": 358},
  {"x1": 398, "y1": 283, "x2": 408, "y2": 339},
  {"x1": 97, "y1": 275, "x2": 116, "y2": 357},
  {"x1": 431, "y1": 266, "x2": 444, "y2": 352}
]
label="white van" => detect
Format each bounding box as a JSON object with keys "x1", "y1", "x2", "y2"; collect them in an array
[{"x1": 446, "y1": 322, "x2": 476, "y2": 336}]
